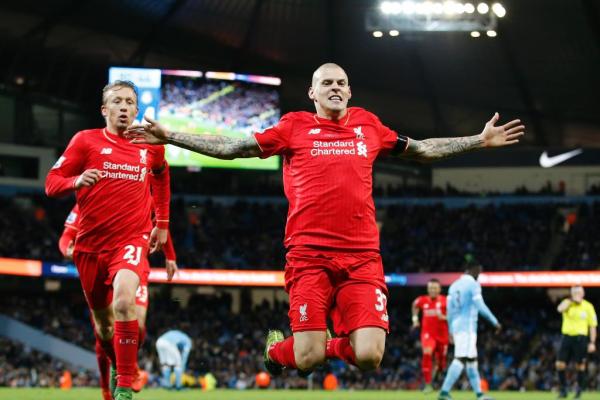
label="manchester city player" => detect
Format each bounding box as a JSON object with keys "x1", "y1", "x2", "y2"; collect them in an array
[{"x1": 439, "y1": 260, "x2": 501, "y2": 400}]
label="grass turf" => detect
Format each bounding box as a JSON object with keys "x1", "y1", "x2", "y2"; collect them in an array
[{"x1": 0, "y1": 388, "x2": 568, "y2": 400}]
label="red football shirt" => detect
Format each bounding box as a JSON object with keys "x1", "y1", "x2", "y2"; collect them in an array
[
  {"x1": 414, "y1": 295, "x2": 449, "y2": 342},
  {"x1": 254, "y1": 107, "x2": 406, "y2": 250},
  {"x1": 60, "y1": 201, "x2": 176, "y2": 261},
  {"x1": 46, "y1": 128, "x2": 170, "y2": 253}
]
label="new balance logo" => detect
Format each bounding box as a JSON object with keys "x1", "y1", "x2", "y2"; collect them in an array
[
  {"x1": 100, "y1": 148, "x2": 113, "y2": 155},
  {"x1": 354, "y1": 126, "x2": 365, "y2": 140},
  {"x1": 357, "y1": 141, "x2": 368, "y2": 157},
  {"x1": 308, "y1": 128, "x2": 321, "y2": 135},
  {"x1": 299, "y1": 303, "x2": 308, "y2": 322}
]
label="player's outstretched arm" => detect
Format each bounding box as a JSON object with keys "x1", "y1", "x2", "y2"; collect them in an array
[
  {"x1": 399, "y1": 113, "x2": 525, "y2": 162},
  {"x1": 126, "y1": 116, "x2": 261, "y2": 160}
]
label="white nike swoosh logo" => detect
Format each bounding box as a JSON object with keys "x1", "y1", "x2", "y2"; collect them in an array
[{"x1": 539, "y1": 148, "x2": 583, "y2": 168}]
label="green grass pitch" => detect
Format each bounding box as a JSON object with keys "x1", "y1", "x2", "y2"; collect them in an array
[{"x1": 0, "y1": 388, "x2": 571, "y2": 400}]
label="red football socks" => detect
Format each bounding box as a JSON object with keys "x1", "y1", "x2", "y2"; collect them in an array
[
  {"x1": 422, "y1": 353, "x2": 433, "y2": 384},
  {"x1": 114, "y1": 320, "x2": 139, "y2": 388},
  {"x1": 94, "y1": 338, "x2": 111, "y2": 390},
  {"x1": 326, "y1": 337, "x2": 357, "y2": 366},
  {"x1": 268, "y1": 336, "x2": 297, "y2": 369}
]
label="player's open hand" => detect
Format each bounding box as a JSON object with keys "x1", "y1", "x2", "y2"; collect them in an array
[
  {"x1": 149, "y1": 227, "x2": 168, "y2": 253},
  {"x1": 495, "y1": 324, "x2": 502, "y2": 334},
  {"x1": 588, "y1": 342, "x2": 596, "y2": 353},
  {"x1": 65, "y1": 241, "x2": 75, "y2": 260},
  {"x1": 480, "y1": 113, "x2": 525, "y2": 148},
  {"x1": 125, "y1": 116, "x2": 170, "y2": 145},
  {"x1": 74, "y1": 169, "x2": 102, "y2": 189},
  {"x1": 165, "y1": 259, "x2": 178, "y2": 281}
]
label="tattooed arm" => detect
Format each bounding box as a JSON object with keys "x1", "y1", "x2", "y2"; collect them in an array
[
  {"x1": 396, "y1": 113, "x2": 525, "y2": 163},
  {"x1": 126, "y1": 116, "x2": 262, "y2": 159},
  {"x1": 165, "y1": 131, "x2": 261, "y2": 159}
]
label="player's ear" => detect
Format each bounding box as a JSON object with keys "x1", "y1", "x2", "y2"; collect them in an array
[
  {"x1": 308, "y1": 86, "x2": 315, "y2": 101},
  {"x1": 100, "y1": 104, "x2": 108, "y2": 118},
  {"x1": 348, "y1": 85, "x2": 352, "y2": 100}
]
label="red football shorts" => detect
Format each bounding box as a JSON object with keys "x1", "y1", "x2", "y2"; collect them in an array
[
  {"x1": 284, "y1": 247, "x2": 389, "y2": 336},
  {"x1": 73, "y1": 239, "x2": 150, "y2": 310},
  {"x1": 421, "y1": 332, "x2": 449, "y2": 363}
]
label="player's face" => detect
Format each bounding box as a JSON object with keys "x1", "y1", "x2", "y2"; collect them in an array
[
  {"x1": 101, "y1": 86, "x2": 138, "y2": 133},
  {"x1": 309, "y1": 67, "x2": 351, "y2": 116},
  {"x1": 427, "y1": 282, "x2": 441, "y2": 298},
  {"x1": 571, "y1": 286, "x2": 585, "y2": 303}
]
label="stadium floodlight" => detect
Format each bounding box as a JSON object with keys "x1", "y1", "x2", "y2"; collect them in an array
[
  {"x1": 389, "y1": 29, "x2": 400, "y2": 36},
  {"x1": 370, "y1": 1, "x2": 501, "y2": 34},
  {"x1": 491, "y1": 3, "x2": 506, "y2": 17},
  {"x1": 373, "y1": 30, "x2": 384, "y2": 37},
  {"x1": 486, "y1": 29, "x2": 497, "y2": 37},
  {"x1": 464, "y1": 3, "x2": 475, "y2": 13},
  {"x1": 477, "y1": 3, "x2": 489, "y2": 14},
  {"x1": 470, "y1": 31, "x2": 481, "y2": 37}
]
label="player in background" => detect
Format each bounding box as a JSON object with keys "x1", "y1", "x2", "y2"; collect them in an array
[
  {"x1": 155, "y1": 329, "x2": 193, "y2": 390},
  {"x1": 412, "y1": 279, "x2": 449, "y2": 392},
  {"x1": 46, "y1": 80, "x2": 170, "y2": 400},
  {"x1": 555, "y1": 286, "x2": 597, "y2": 399},
  {"x1": 58, "y1": 200, "x2": 178, "y2": 397},
  {"x1": 126, "y1": 63, "x2": 525, "y2": 377},
  {"x1": 439, "y1": 262, "x2": 501, "y2": 400}
]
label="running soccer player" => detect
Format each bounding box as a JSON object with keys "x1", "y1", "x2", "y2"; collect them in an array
[
  {"x1": 155, "y1": 329, "x2": 193, "y2": 390},
  {"x1": 126, "y1": 63, "x2": 524, "y2": 376},
  {"x1": 412, "y1": 279, "x2": 449, "y2": 392},
  {"x1": 46, "y1": 80, "x2": 170, "y2": 400},
  {"x1": 439, "y1": 262, "x2": 501, "y2": 400},
  {"x1": 555, "y1": 285, "x2": 597, "y2": 399},
  {"x1": 57, "y1": 201, "x2": 178, "y2": 397}
]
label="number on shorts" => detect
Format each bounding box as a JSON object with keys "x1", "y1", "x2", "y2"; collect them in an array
[
  {"x1": 123, "y1": 245, "x2": 143, "y2": 266},
  {"x1": 375, "y1": 288, "x2": 387, "y2": 312},
  {"x1": 136, "y1": 285, "x2": 148, "y2": 303}
]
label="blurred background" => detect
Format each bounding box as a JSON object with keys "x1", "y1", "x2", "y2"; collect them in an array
[{"x1": 0, "y1": 0, "x2": 599, "y2": 396}]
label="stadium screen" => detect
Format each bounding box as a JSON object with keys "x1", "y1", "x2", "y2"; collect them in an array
[{"x1": 108, "y1": 67, "x2": 281, "y2": 170}]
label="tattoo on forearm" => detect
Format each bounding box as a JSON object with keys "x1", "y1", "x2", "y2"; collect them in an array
[
  {"x1": 404, "y1": 135, "x2": 484, "y2": 162},
  {"x1": 167, "y1": 132, "x2": 261, "y2": 159}
]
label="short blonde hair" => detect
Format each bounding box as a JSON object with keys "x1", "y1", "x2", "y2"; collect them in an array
[{"x1": 102, "y1": 80, "x2": 138, "y2": 105}]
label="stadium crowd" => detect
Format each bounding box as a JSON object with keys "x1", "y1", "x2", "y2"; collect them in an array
[
  {"x1": 1, "y1": 194, "x2": 599, "y2": 271},
  {"x1": 160, "y1": 78, "x2": 280, "y2": 135},
  {"x1": 1, "y1": 290, "x2": 598, "y2": 391}
]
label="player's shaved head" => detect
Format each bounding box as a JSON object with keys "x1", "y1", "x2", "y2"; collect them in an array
[
  {"x1": 309, "y1": 63, "x2": 352, "y2": 120},
  {"x1": 311, "y1": 63, "x2": 348, "y2": 87}
]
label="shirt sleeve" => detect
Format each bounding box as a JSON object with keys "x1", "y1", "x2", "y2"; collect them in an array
[
  {"x1": 162, "y1": 230, "x2": 176, "y2": 262},
  {"x1": 472, "y1": 283, "x2": 499, "y2": 327},
  {"x1": 150, "y1": 148, "x2": 170, "y2": 230},
  {"x1": 414, "y1": 296, "x2": 423, "y2": 310},
  {"x1": 45, "y1": 132, "x2": 87, "y2": 198},
  {"x1": 58, "y1": 226, "x2": 77, "y2": 257},
  {"x1": 374, "y1": 115, "x2": 408, "y2": 156},
  {"x1": 253, "y1": 113, "x2": 294, "y2": 158},
  {"x1": 588, "y1": 303, "x2": 598, "y2": 328}
]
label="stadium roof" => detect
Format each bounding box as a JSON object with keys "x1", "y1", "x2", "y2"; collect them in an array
[{"x1": 0, "y1": 0, "x2": 599, "y2": 146}]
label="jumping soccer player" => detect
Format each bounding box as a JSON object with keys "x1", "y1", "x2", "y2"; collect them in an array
[
  {"x1": 46, "y1": 80, "x2": 170, "y2": 400},
  {"x1": 555, "y1": 285, "x2": 597, "y2": 399},
  {"x1": 439, "y1": 262, "x2": 501, "y2": 400},
  {"x1": 58, "y1": 201, "x2": 178, "y2": 398},
  {"x1": 412, "y1": 279, "x2": 449, "y2": 392},
  {"x1": 126, "y1": 63, "x2": 524, "y2": 377}
]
